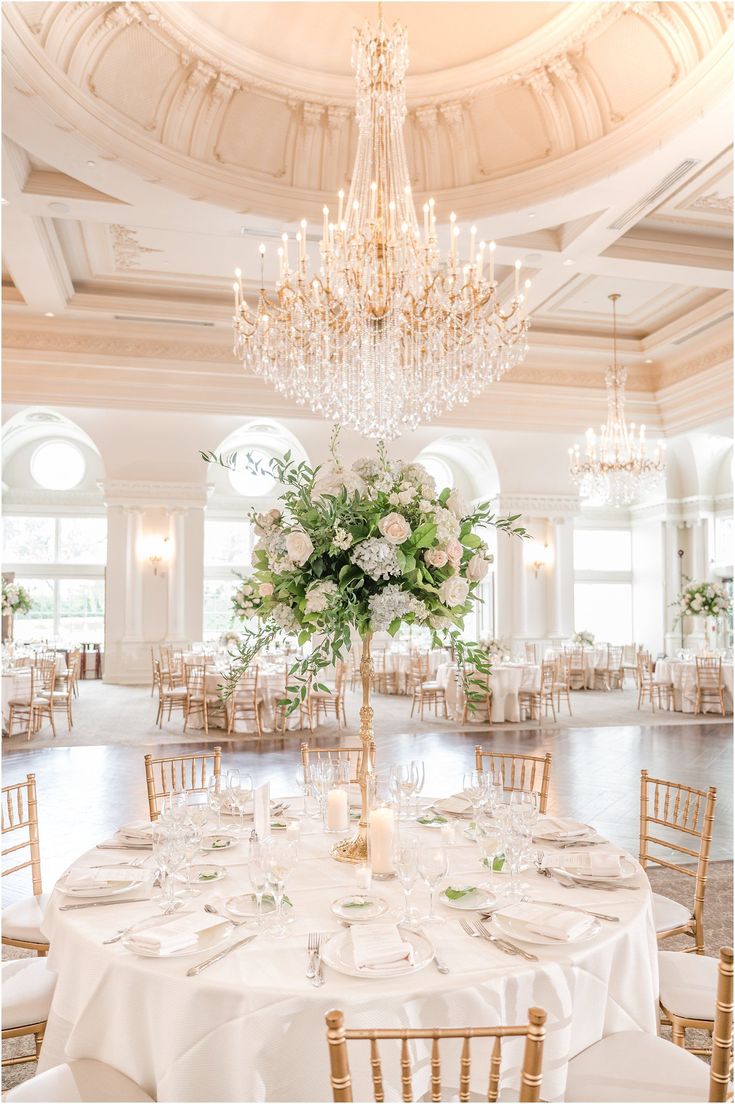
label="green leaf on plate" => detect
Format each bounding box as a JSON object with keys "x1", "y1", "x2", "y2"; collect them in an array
[
  {"x1": 444, "y1": 886, "x2": 477, "y2": 900},
  {"x1": 417, "y1": 815, "x2": 448, "y2": 825}
]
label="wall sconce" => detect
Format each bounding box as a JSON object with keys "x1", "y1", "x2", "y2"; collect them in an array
[
  {"x1": 527, "y1": 541, "x2": 553, "y2": 579},
  {"x1": 146, "y1": 536, "x2": 169, "y2": 577}
]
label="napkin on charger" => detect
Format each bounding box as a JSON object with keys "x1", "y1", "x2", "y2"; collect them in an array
[
  {"x1": 128, "y1": 912, "x2": 230, "y2": 954},
  {"x1": 535, "y1": 817, "x2": 590, "y2": 840},
  {"x1": 433, "y1": 795, "x2": 472, "y2": 818},
  {"x1": 116, "y1": 822, "x2": 154, "y2": 842},
  {"x1": 497, "y1": 902, "x2": 595, "y2": 942},
  {"x1": 564, "y1": 851, "x2": 623, "y2": 877},
  {"x1": 350, "y1": 923, "x2": 414, "y2": 973},
  {"x1": 64, "y1": 867, "x2": 143, "y2": 890}
]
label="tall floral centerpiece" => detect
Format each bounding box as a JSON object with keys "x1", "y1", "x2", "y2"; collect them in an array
[
  {"x1": 676, "y1": 580, "x2": 731, "y2": 650},
  {"x1": 2, "y1": 580, "x2": 33, "y2": 642},
  {"x1": 203, "y1": 434, "x2": 526, "y2": 862}
]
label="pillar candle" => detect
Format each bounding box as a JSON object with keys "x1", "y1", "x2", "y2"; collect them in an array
[
  {"x1": 356, "y1": 863, "x2": 372, "y2": 893},
  {"x1": 327, "y1": 788, "x2": 349, "y2": 832},
  {"x1": 369, "y1": 807, "x2": 394, "y2": 875},
  {"x1": 286, "y1": 820, "x2": 300, "y2": 843}
]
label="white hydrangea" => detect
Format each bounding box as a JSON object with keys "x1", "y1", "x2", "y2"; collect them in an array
[
  {"x1": 351, "y1": 537, "x2": 402, "y2": 581},
  {"x1": 433, "y1": 506, "x2": 461, "y2": 543},
  {"x1": 401, "y1": 462, "x2": 436, "y2": 496},
  {"x1": 332, "y1": 526, "x2": 353, "y2": 550},
  {"x1": 314, "y1": 465, "x2": 364, "y2": 498},
  {"x1": 271, "y1": 603, "x2": 300, "y2": 634},
  {"x1": 418, "y1": 498, "x2": 434, "y2": 513},
  {"x1": 304, "y1": 580, "x2": 339, "y2": 615},
  {"x1": 368, "y1": 585, "x2": 429, "y2": 631}
]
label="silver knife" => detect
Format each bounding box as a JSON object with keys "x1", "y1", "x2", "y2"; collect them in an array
[
  {"x1": 187, "y1": 934, "x2": 257, "y2": 976},
  {"x1": 59, "y1": 897, "x2": 151, "y2": 911},
  {"x1": 97, "y1": 843, "x2": 152, "y2": 851},
  {"x1": 517, "y1": 900, "x2": 619, "y2": 923},
  {"x1": 414, "y1": 927, "x2": 449, "y2": 974},
  {"x1": 476, "y1": 921, "x2": 538, "y2": 961}
]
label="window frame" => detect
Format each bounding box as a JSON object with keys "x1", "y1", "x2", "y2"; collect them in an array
[
  {"x1": 202, "y1": 515, "x2": 256, "y2": 640},
  {"x1": 573, "y1": 524, "x2": 633, "y2": 642}
]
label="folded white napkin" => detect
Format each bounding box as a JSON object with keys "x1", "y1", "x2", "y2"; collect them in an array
[
  {"x1": 564, "y1": 852, "x2": 623, "y2": 877},
  {"x1": 350, "y1": 923, "x2": 414, "y2": 973},
  {"x1": 498, "y1": 902, "x2": 595, "y2": 942},
  {"x1": 117, "y1": 822, "x2": 154, "y2": 841},
  {"x1": 128, "y1": 913, "x2": 229, "y2": 954},
  {"x1": 536, "y1": 817, "x2": 589, "y2": 840},
  {"x1": 64, "y1": 867, "x2": 140, "y2": 890},
  {"x1": 433, "y1": 795, "x2": 472, "y2": 817}
]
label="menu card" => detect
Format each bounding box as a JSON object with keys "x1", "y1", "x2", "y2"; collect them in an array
[{"x1": 253, "y1": 782, "x2": 271, "y2": 839}]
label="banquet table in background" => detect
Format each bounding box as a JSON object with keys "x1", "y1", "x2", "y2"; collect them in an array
[
  {"x1": 184, "y1": 664, "x2": 303, "y2": 734},
  {"x1": 436, "y1": 662, "x2": 541, "y2": 723},
  {"x1": 655, "y1": 658, "x2": 734, "y2": 714},
  {"x1": 546, "y1": 647, "x2": 609, "y2": 690},
  {"x1": 37, "y1": 810, "x2": 658, "y2": 1102},
  {"x1": 378, "y1": 647, "x2": 450, "y2": 693},
  {"x1": 1, "y1": 655, "x2": 67, "y2": 730}
]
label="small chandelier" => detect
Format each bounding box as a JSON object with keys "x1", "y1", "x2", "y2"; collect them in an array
[
  {"x1": 232, "y1": 16, "x2": 531, "y2": 440},
  {"x1": 569, "y1": 293, "x2": 666, "y2": 507}
]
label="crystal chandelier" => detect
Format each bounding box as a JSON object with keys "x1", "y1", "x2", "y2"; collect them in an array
[
  {"x1": 569, "y1": 293, "x2": 666, "y2": 507},
  {"x1": 232, "y1": 16, "x2": 531, "y2": 440}
]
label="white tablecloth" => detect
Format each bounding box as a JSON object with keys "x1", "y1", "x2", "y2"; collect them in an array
[
  {"x1": 436, "y1": 663, "x2": 541, "y2": 723},
  {"x1": 379, "y1": 648, "x2": 450, "y2": 693},
  {"x1": 38, "y1": 808, "x2": 658, "y2": 1101},
  {"x1": 2, "y1": 657, "x2": 66, "y2": 726},
  {"x1": 655, "y1": 659, "x2": 733, "y2": 714}
]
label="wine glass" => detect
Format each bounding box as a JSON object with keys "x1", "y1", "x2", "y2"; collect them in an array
[
  {"x1": 310, "y1": 760, "x2": 334, "y2": 829},
  {"x1": 185, "y1": 793, "x2": 211, "y2": 832},
  {"x1": 248, "y1": 840, "x2": 268, "y2": 928},
  {"x1": 410, "y1": 760, "x2": 426, "y2": 819},
  {"x1": 180, "y1": 820, "x2": 203, "y2": 897},
  {"x1": 160, "y1": 791, "x2": 187, "y2": 824},
  {"x1": 226, "y1": 768, "x2": 254, "y2": 837},
  {"x1": 389, "y1": 763, "x2": 410, "y2": 822},
  {"x1": 476, "y1": 814, "x2": 503, "y2": 893},
  {"x1": 263, "y1": 838, "x2": 298, "y2": 937},
  {"x1": 393, "y1": 835, "x2": 420, "y2": 925},
  {"x1": 207, "y1": 774, "x2": 224, "y2": 831},
  {"x1": 295, "y1": 763, "x2": 313, "y2": 818},
  {"x1": 462, "y1": 770, "x2": 488, "y2": 839},
  {"x1": 418, "y1": 843, "x2": 449, "y2": 924},
  {"x1": 152, "y1": 822, "x2": 187, "y2": 914}
]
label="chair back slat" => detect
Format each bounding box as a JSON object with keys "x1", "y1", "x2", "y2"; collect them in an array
[
  {"x1": 710, "y1": 948, "x2": 734, "y2": 1103},
  {"x1": 144, "y1": 748, "x2": 221, "y2": 819},
  {"x1": 1, "y1": 773, "x2": 42, "y2": 894},
  {"x1": 475, "y1": 749, "x2": 552, "y2": 814},
  {"x1": 301, "y1": 742, "x2": 375, "y2": 785},
  {"x1": 325, "y1": 1009, "x2": 547, "y2": 1103}
]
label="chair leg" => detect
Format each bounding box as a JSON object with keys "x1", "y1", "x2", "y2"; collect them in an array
[{"x1": 671, "y1": 1017, "x2": 686, "y2": 1048}]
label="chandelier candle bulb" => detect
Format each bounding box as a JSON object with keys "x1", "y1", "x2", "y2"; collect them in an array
[
  {"x1": 469, "y1": 225, "x2": 476, "y2": 263},
  {"x1": 338, "y1": 188, "x2": 345, "y2": 224},
  {"x1": 514, "y1": 259, "x2": 521, "y2": 299},
  {"x1": 423, "y1": 202, "x2": 429, "y2": 240},
  {"x1": 489, "y1": 240, "x2": 496, "y2": 282}
]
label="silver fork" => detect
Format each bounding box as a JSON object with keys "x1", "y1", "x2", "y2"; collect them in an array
[
  {"x1": 474, "y1": 920, "x2": 538, "y2": 962},
  {"x1": 310, "y1": 932, "x2": 324, "y2": 987},
  {"x1": 458, "y1": 917, "x2": 515, "y2": 958},
  {"x1": 306, "y1": 931, "x2": 319, "y2": 980}
]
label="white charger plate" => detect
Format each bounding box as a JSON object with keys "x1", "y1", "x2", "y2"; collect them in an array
[
  {"x1": 491, "y1": 911, "x2": 602, "y2": 946},
  {"x1": 225, "y1": 893, "x2": 294, "y2": 919},
  {"x1": 189, "y1": 864, "x2": 227, "y2": 884},
  {"x1": 121, "y1": 913, "x2": 234, "y2": 958},
  {"x1": 559, "y1": 856, "x2": 637, "y2": 882},
  {"x1": 56, "y1": 872, "x2": 148, "y2": 899},
  {"x1": 320, "y1": 927, "x2": 433, "y2": 979},
  {"x1": 440, "y1": 886, "x2": 495, "y2": 912},
  {"x1": 331, "y1": 895, "x2": 389, "y2": 921}
]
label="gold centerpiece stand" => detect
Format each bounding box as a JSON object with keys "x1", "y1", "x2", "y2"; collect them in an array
[{"x1": 331, "y1": 632, "x2": 375, "y2": 864}]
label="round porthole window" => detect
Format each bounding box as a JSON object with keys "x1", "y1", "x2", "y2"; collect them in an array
[
  {"x1": 418, "y1": 454, "x2": 454, "y2": 492},
  {"x1": 30, "y1": 441, "x2": 86, "y2": 490},
  {"x1": 228, "y1": 448, "x2": 277, "y2": 497}
]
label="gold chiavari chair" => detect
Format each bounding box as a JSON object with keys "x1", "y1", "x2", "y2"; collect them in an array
[
  {"x1": 621, "y1": 643, "x2": 639, "y2": 687},
  {"x1": 6, "y1": 667, "x2": 56, "y2": 741},
  {"x1": 347, "y1": 652, "x2": 360, "y2": 692},
  {"x1": 372, "y1": 649, "x2": 399, "y2": 695},
  {"x1": 594, "y1": 644, "x2": 623, "y2": 690},
  {"x1": 519, "y1": 662, "x2": 556, "y2": 723},
  {"x1": 227, "y1": 667, "x2": 265, "y2": 738},
  {"x1": 149, "y1": 646, "x2": 158, "y2": 697},
  {"x1": 1, "y1": 774, "x2": 56, "y2": 1071},
  {"x1": 695, "y1": 657, "x2": 727, "y2": 717},
  {"x1": 552, "y1": 654, "x2": 572, "y2": 716},
  {"x1": 404, "y1": 649, "x2": 429, "y2": 697},
  {"x1": 409, "y1": 654, "x2": 447, "y2": 720},
  {"x1": 659, "y1": 943, "x2": 730, "y2": 1055},
  {"x1": 67, "y1": 647, "x2": 82, "y2": 699},
  {"x1": 524, "y1": 642, "x2": 538, "y2": 664},
  {"x1": 144, "y1": 747, "x2": 222, "y2": 820},
  {"x1": 42, "y1": 654, "x2": 77, "y2": 732},
  {"x1": 565, "y1": 947, "x2": 733, "y2": 1103},
  {"x1": 273, "y1": 668, "x2": 314, "y2": 735},
  {"x1": 324, "y1": 1006, "x2": 547, "y2": 1103},
  {"x1": 182, "y1": 662, "x2": 224, "y2": 735},
  {"x1": 6, "y1": 667, "x2": 35, "y2": 740},
  {"x1": 309, "y1": 662, "x2": 348, "y2": 728},
  {"x1": 153, "y1": 659, "x2": 187, "y2": 728},
  {"x1": 568, "y1": 645, "x2": 586, "y2": 690},
  {"x1": 474, "y1": 748, "x2": 552, "y2": 814},
  {"x1": 639, "y1": 769, "x2": 717, "y2": 954},
  {"x1": 301, "y1": 741, "x2": 375, "y2": 785},
  {"x1": 637, "y1": 652, "x2": 670, "y2": 712}
]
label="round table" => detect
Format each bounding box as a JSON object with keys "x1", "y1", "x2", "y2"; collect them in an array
[
  {"x1": 38, "y1": 807, "x2": 658, "y2": 1101},
  {"x1": 436, "y1": 663, "x2": 541, "y2": 722},
  {"x1": 181, "y1": 665, "x2": 303, "y2": 734},
  {"x1": 655, "y1": 658, "x2": 733, "y2": 714}
]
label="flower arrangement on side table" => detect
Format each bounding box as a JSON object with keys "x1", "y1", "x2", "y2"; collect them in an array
[
  {"x1": 202, "y1": 431, "x2": 527, "y2": 863},
  {"x1": 573, "y1": 630, "x2": 595, "y2": 647},
  {"x1": 2, "y1": 580, "x2": 33, "y2": 640},
  {"x1": 676, "y1": 580, "x2": 731, "y2": 648}
]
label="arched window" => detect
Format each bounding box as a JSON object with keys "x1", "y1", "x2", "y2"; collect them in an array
[
  {"x1": 418, "y1": 454, "x2": 454, "y2": 492},
  {"x1": 30, "y1": 440, "x2": 85, "y2": 490},
  {"x1": 228, "y1": 448, "x2": 277, "y2": 498}
]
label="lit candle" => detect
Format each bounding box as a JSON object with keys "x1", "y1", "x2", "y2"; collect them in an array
[
  {"x1": 449, "y1": 212, "x2": 457, "y2": 262},
  {"x1": 286, "y1": 820, "x2": 300, "y2": 843},
  {"x1": 232, "y1": 281, "x2": 239, "y2": 312},
  {"x1": 281, "y1": 232, "x2": 289, "y2": 272},
  {"x1": 296, "y1": 231, "x2": 303, "y2": 267},
  {"x1": 327, "y1": 788, "x2": 349, "y2": 832},
  {"x1": 370, "y1": 181, "x2": 377, "y2": 221},
  {"x1": 514, "y1": 259, "x2": 521, "y2": 299},
  {"x1": 489, "y1": 241, "x2": 496, "y2": 283},
  {"x1": 337, "y1": 188, "x2": 344, "y2": 225},
  {"x1": 322, "y1": 205, "x2": 329, "y2": 245},
  {"x1": 277, "y1": 246, "x2": 284, "y2": 280},
  {"x1": 356, "y1": 863, "x2": 372, "y2": 893},
  {"x1": 429, "y1": 197, "x2": 435, "y2": 236},
  {"x1": 478, "y1": 241, "x2": 485, "y2": 280},
  {"x1": 369, "y1": 806, "x2": 394, "y2": 875},
  {"x1": 423, "y1": 203, "x2": 429, "y2": 241},
  {"x1": 469, "y1": 225, "x2": 476, "y2": 264}
]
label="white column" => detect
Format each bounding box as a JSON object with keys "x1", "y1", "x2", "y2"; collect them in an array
[
  {"x1": 548, "y1": 517, "x2": 574, "y2": 641},
  {"x1": 122, "y1": 508, "x2": 144, "y2": 642},
  {"x1": 691, "y1": 520, "x2": 706, "y2": 580},
  {"x1": 167, "y1": 509, "x2": 187, "y2": 643},
  {"x1": 512, "y1": 528, "x2": 528, "y2": 642},
  {"x1": 664, "y1": 521, "x2": 683, "y2": 655}
]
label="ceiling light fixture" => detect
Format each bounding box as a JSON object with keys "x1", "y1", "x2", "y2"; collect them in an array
[
  {"x1": 232, "y1": 15, "x2": 530, "y2": 439},
  {"x1": 568, "y1": 293, "x2": 666, "y2": 507},
  {"x1": 44, "y1": 312, "x2": 55, "y2": 318},
  {"x1": 563, "y1": 258, "x2": 575, "y2": 266}
]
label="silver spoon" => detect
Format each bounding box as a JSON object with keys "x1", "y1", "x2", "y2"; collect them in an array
[{"x1": 204, "y1": 902, "x2": 248, "y2": 927}]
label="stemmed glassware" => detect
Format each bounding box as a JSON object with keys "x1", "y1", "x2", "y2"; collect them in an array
[
  {"x1": 152, "y1": 822, "x2": 187, "y2": 914},
  {"x1": 389, "y1": 763, "x2": 410, "y2": 822},
  {"x1": 226, "y1": 768, "x2": 254, "y2": 837},
  {"x1": 248, "y1": 839, "x2": 268, "y2": 929},
  {"x1": 393, "y1": 835, "x2": 420, "y2": 925},
  {"x1": 418, "y1": 843, "x2": 449, "y2": 924},
  {"x1": 295, "y1": 763, "x2": 313, "y2": 818},
  {"x1": 263, "y1": 838, "x2": 297, "y2": 937},
  {"x1": 311, "y1": 760, "x2": 335, "y2": 829},
  {"x1": 207, "y1": 774, "x2": 224, "y2": 831},
  {"x1": 476, "y1": 813, "x2": 503, "y2": 893},
  {"x1": 462, "y1": 770, "x2": 489, "y2": 839},
  {"x1": 410, "y1": 760, "x2": 425, "y2": 819},
  {"x1": 186, "y1": 793, "x2": 211, "y2": 832},
  {"x1": 180, "y1": 821, "x2": 203, "y2": 897}
]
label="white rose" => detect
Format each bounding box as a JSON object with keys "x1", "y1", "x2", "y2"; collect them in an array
[
  {"x1": 398, "y1": 488, "x2": 414, "y2": 506},
  {"x1": 424, "y1": 548, "x2": 448, "y2": 569},
  {"x1": 419, "y1": 498, "x2": 433, "y2": 513},
  {"x1": 285, "y1": 529, "x2": 314, "y2": 566},
  {"x1": 445, "y1": 538, "x2": 463, "y2": 567},
  {"x1": 378, "y1": 512, "x2": 411, "y2": 545},
  {"x1": 438, "y1": 576, "x2": 470, "y2": 608},
  {"x1": 259, "y1": 582, "x2": 274, "y2": 597},
  {"x1": 445, "y1": 488, "x2": 467, "y2": 518},
  {"x1": 388, "y1": 492, "x2": 401, "y2": 506},
  {"x1": 467, "y1": 552, "x2": 490, "y2": 582}
]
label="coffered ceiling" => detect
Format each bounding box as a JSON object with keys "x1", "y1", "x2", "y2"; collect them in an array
[{"x1": 1, "y1": 1, "x2": 733, "y2": 438}]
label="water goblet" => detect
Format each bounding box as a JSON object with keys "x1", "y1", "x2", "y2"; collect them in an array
[
  {"x1": 462, "y1": 770, "x2": 488, "y2": 839},
  {"x1": 226, "y1": 768, "x2": 254, "y2": 837},
  {"x1": 180, "y1": 821, "x2": 203, "y2": 897},
  {"x1": 295, "y1": 764, "x2": 313, "y2": 818},
  {"x1": 389, "y1": 763, "x2": 410, "y2": 822},
  {"x1": 393, "y1": 835, "x2": 420, "y2": 925},
  {"x1": 263, "y1": 838, "x2": 298, "y2": 937},
  {"x1": 207, "y1": 774, "x2": 224, "y2": 831},
  {"x1": 185, "y1": 793, "x2": 211, "y2": 832},
  {"x1": 418, "y1": 843, "x2": 449, "y2": 924},
  {"x1": 476, "y1": 814, "x2": 503, "y2": 893},
  {"x1": 152, "y1": 822, "x2": 187, "y2": 914}
]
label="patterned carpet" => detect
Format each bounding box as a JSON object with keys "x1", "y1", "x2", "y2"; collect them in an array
[{"x1": 3, "y1": 861, "x2": 732, "y2": 1094}]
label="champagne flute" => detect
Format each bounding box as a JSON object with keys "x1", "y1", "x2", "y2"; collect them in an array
[
  {"x1": 295, "y1": 763, "x2": 313, "y2": 818},
  {"x1": 248, "y1": 841, "x2": 268, "y2": 928},
  {"x1": 207, "y1": 774, "x2": 224, "y2": 831},
  {"x1": 393, "y1": 835, "x2": 420, "y2": 925},
  {"x1": 462, "y1": 770, "x2": 488, "y2": 839},
  {"x1": 410, "y1": 760, "x2": 425, "y2": 819},
  {"x1": 418, "y1": 843, "x2": 449, "y2": 924},
  {"x1": 264, "y1": 838, "x2": 297, "y2": 937}
]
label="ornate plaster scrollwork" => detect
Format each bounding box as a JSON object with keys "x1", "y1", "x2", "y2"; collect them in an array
[
  {"x1": 110, "y1": 225, "x2": 163, "y2": 269},
  {"x1": 414, "y1": 105, "x2": 440, "y2": 190},
  {"x1": 524, "y1": 66, "x2": 575, "y2": 156},
  {"x1": 440, "y1": 102, "x2": 472, "y2": 188}
]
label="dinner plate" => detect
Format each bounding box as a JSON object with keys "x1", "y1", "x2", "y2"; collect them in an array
[
  {"x1": 558, "y1": 856, "x2": 637, "y2": 882},
  {"x1": 188, "y1": 864, "x2": 227, "y2": 884},
  {"x1": 534, "y1": 824, "x2": 595, "y2": 843},
  {"x1": 199, "y1": 834, "x2": 238, "y2": 852},
  {"x1": 415, "y1": 814, "x2": 449, "y2": 828},
  {"x1": 491, "y1": 911, "x2": 602, "y2": 946},
  {"x1": 121, "y1": 913, "x2": 235, "y2": 959},
  {"x1": 320, "y1": 927, "x2": 434, "y2": 979},
  {"x1": 225, "y1": 893, "x2": 294, "y2": 920},
  {"x1": 56, "y1": 872, "x2": 148, "y2": 899},
  {"x1": 331, "y1": 894, "x2": 389, "y2": 921},
  {"x1": 440, "y1": 886, "x2": 496, "y2": 911}
]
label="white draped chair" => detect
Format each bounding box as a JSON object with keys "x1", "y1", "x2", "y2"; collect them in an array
[{"x1": 5, "y1": 1060, "x2": 153, "y2": 1102}]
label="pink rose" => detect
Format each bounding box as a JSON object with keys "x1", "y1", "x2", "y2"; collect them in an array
[
  {"x1": 466, "y1": 553, "x2": 490, "y2": 582},
  {"x1": 438, "y1": 576, "x2": 470, "y2": 608},
  {"x1": 424, "y1": 548, "x2": 448, "y2": 569},
  {"x1": 378, "y1": 512, "x2": 411, "y2": 545},
  {"x1": 445, "y1": 538, "x2": 463, "y2": 567},
  {"x1": 259, "y1": 582, "x2": 274, "y2": 597}
]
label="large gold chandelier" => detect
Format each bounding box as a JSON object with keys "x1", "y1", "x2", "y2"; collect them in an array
[
  {"x1": 232, "y1": 16, "x2": 531, "y2": 440},
  {"x1": 569, "y1": 293, "x2": 666, "y2": 506}
]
